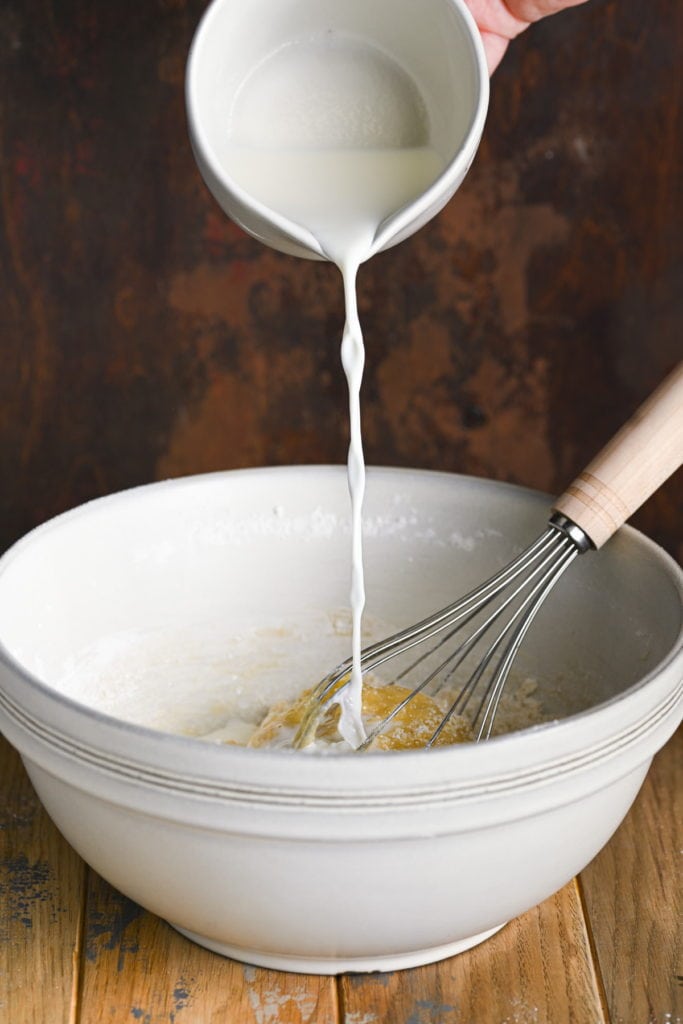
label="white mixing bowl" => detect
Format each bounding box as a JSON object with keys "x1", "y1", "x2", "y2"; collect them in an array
[{"x1": 0, "y1": 467, "x2": 681, "y2": 973}]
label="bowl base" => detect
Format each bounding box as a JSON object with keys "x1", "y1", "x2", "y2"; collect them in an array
[{"x1": 171, "y1": 922, "x2": 507, "y2": 975}]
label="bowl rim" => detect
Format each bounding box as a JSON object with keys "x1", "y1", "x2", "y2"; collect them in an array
[{"x1": 0, "y1": 465, "x2": 681, "y2": 797}]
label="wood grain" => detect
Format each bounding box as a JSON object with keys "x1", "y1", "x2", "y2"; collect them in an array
[
  {"x1": 0, "y1": 736, "x2": 85, "y2": 1024},
  {"x1": 339, "y1": 880, "x2": 607, "y2": 1024},
  {"x1": 78, "y1": 871, "x2": 338, "y2": 1024},
  {"x1": 579, "y1": 729, "x2": 683, "y2": 1024}
]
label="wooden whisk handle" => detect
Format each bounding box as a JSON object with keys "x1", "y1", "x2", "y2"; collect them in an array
[{"x1": 552, "y1": 361, "x2": 683, "y2": 549}]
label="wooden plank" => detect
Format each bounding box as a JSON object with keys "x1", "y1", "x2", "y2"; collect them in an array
[
  {"x1": 78, "y1": 871, "x2": 339, "y2": 1024},
  {"x1": 0, "y1": 735, "x2": 86, "y2": 1024},
  {"x1": 579, "y1": 729, "x2": 682, "y2": 1024},
  {"x1": 339, "y1": 879, "x2": 607, "y2": 1024}
]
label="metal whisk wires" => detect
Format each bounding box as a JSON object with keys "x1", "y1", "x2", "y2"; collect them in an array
[
  {"x1": 293, "y1": 363, "x2": 683, "y2": 751},
  {"x1": 293, "y1": 515, "x2": 590, "y2": 750}
]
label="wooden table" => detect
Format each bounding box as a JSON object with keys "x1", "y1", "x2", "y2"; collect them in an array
[{"x1": 1, "y1": 729, "x2": 680, "y2": 1024}]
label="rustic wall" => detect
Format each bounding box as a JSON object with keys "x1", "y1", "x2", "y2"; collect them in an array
[{"x1": 1, "y1": 0, "x2": 681, "y2": 559}]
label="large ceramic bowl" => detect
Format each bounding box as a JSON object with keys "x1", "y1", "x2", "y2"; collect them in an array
[{"x1": 0, "y1": 467, "x2": 681, "y2": 974}]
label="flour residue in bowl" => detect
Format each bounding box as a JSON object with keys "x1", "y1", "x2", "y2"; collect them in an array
[
  {"x1": 56, "y1": 608, "x2": 389, "y2": 743},
  {"x1": 55, "y1": 609, "x2": 546, "y2": 752}
]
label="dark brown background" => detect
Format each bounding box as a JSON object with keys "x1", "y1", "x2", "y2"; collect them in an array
[{"x1": 1, "y1": 0, "x2": 681, "y2": 559}]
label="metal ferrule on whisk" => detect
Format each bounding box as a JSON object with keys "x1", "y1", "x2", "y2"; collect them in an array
[{"x1": 548, "y1": 512, "x2": 594, "y2": 554}]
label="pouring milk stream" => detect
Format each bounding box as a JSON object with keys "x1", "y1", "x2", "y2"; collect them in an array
[{"x1": 186, "y1": 0, "x2": 489, "y2": 745}]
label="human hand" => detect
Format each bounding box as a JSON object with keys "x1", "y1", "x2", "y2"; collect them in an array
[{"x1": 466, "y1": 0, "x2": 590, "y2": 73}]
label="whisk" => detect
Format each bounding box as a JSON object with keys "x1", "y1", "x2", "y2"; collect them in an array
[{"x1": 294, "y1": 362, "x2": 683, "y2": 750}]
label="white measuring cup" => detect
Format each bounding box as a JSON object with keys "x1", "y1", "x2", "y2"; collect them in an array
[{"x1": 186, "y1": 0, "x2": 489, "y2": 261}]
